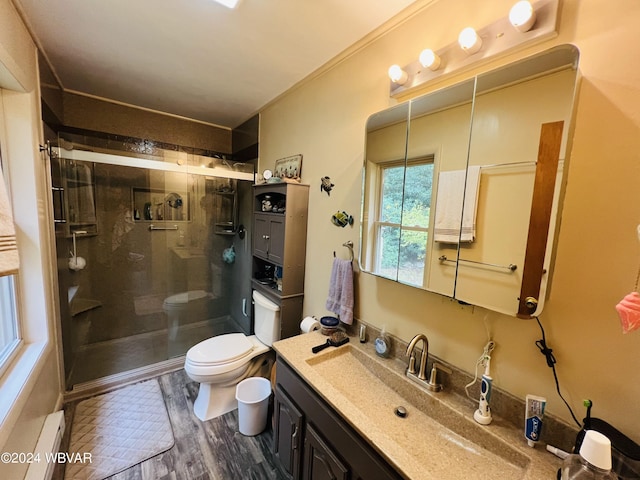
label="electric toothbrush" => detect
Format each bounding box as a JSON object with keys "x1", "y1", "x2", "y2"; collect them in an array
[{"x1": 473, "y1": 357, "x2": 493, "y2": 425}]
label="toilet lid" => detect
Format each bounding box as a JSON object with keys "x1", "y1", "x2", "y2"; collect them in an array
[
  {"x1": 187, "y1": 333, "x2": 254, "y2": 365},
  {"x1": 164, "y1": 290, "x2": 210, "y2": 305}
]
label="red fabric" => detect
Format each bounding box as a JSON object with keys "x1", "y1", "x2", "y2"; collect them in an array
[{"x1": 616, "y1": 291, "x2": 640, "y2": 334}]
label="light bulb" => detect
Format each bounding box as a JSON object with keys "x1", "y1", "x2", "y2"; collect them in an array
[
  {"x1": 419, "y1": 49, "x2": 441, "y2": 71},
  {"x1": 388, "y1": 64, "x2": 408, "y2": 85},
  {"x1": 211, "y1": 0, "x2": 241, "y2": 8},
  {"x1": 458, "y1": 27, "x2": 482, "y2": 55},
  {"x1": 509, "y1": 1, "x2": 536, "y2": 32}
]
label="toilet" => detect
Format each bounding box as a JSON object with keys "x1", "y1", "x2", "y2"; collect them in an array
[
  {"x1": 184, "y1": 290, "x2": 280, "y2": 421},
  {"x1": 163, "y1": 290, "x2": 212, "y2": 340},
  {"x1": 164, "y1": 263, "x2": 222, "y2": 339}
]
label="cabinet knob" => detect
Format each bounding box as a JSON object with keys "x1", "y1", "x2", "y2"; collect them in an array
[{"x1": 263, "y1": 235, "x2": 270, "y2": 240}]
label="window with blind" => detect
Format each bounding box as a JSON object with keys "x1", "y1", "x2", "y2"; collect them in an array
[
  {"x1": 0, "y1": 276, "x2": 18, "y2": 365},
  {"x1": 0, "y1": 151, "x2": 20, "y2": 371}
]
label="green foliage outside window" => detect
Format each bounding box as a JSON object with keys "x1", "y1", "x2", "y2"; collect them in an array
[{"x1": 379, "y1": 162, "x2": 433, "y2": 284}]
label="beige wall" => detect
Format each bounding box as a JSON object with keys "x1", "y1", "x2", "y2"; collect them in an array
[
  {"x1": 1, "y1": 358, "x2": 60, "y2": 479},
  {"x1": 260, "y1": 0, "x2": 640, "y2": 441}
]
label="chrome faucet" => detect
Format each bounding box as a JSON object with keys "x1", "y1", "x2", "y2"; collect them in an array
[{"x1": 405, "y1": 333, "x2": 429, "y2": 381}]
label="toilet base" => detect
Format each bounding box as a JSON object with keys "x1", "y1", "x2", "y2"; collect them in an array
[
  {"x1": 190, "y1": 353, "x2": 274, "y2": 422},
  {"x1": 193, "y1": 383, "x2": 237, "y2": 421}
]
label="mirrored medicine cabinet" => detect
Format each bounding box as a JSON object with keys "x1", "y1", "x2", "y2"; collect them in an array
[{"x1": 360, "y1": 44, "x2": 580, "y2": 318}]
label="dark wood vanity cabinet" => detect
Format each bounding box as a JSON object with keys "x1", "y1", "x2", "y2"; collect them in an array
[
  {"x1": 274, "y1": 385, "x2": 304, "y2": 479},
  {"x1": 303, "y1": 424, "x2": 349, "y2": 480},
  {"x1": 273, "y1": 356, "x2": 404, "y2": 480}
]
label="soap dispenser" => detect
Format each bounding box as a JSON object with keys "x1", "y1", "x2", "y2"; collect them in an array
[{"x1": 375, "y1": 326, "x2": 391, "y2": 358}]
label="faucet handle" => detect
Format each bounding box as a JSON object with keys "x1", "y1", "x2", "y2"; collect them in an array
[
  {"x1": 426, "y1": 362, "x2": 453, "y2": 392},
  {"x1": 407, "y1": 352, "x2": 417, "y2": 375},
  {"x1": 433, "y1": 362, "x2": 452, "y2": 375}
]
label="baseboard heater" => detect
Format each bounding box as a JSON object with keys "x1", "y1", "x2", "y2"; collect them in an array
[{"x1": 24, "y1": 411, "x2": 65, "y2": 480}]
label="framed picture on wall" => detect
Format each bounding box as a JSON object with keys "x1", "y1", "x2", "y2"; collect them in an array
[{"x1": 274, "y1": 154, "x2": 303, "y2": 181}]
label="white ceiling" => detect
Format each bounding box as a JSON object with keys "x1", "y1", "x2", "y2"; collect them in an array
[{"x1": 15, "y1": 0, "x2": 418, "y2": 129}]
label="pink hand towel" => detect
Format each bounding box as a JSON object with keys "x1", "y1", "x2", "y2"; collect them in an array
[
  {"x1": 615, "y1": 291, "x2": 640, "y2": 334},
  {"x1": 326, "y1": 258, "x2": 354, "y2": 325}
]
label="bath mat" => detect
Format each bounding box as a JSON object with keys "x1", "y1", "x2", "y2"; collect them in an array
[{"x1": 64, "y1": 379, "x2": 174, "y2": 480}]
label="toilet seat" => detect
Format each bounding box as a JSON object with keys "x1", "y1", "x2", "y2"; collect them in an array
[
  {"x1": 164, "y1": 290, "x2": 211, "y2": 307},
  {"x1": 187, "y1": 332, "x2": 254, "y2": 365},
  {"x1": 185, "y1": 333, "x2": 269, "y2": 377}
]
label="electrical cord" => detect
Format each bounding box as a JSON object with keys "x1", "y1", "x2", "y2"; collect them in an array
[
  {"x1": 534, "y1": 316, "x2": 581, "y2": 427},
  {"x1": 464, "y1": 340, "x2": 496, "y2": 400}
]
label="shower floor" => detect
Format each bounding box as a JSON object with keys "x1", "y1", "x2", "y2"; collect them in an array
[{"x1": 67, "y1": 315, "x2": 241, "y2": 388}]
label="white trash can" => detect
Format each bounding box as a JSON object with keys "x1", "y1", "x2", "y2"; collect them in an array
[{"x1": 236, "y1": 377, "x2": 272, "y2": 436}]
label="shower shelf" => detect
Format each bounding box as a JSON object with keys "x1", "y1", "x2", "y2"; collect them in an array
[
  {"x1": 214, "y1": 221, "x2": 235, "y2": 235},
  {"x1": 132, "y1": 187, "x2": 190, "y2": 222},
  {"x1": 51, "y1": 157, "x2": 98, "y2": 238},
  {"x1": 70, "y1": 297, "x2": 102, "y2": 317},
  {"x1": 213, "y1": 185, "x2": 238, "y2": 234}
]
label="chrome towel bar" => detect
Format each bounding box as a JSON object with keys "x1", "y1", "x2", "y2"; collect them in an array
[
  {"x1": 149, "y1": 224, "x2": 178, "y2": 231},
  {"x1": 439, "y1": 255, "x2": 517, "y2": 272},
  {"x1": 334, "y1": 240, "x2": 354, "y2": 261}
]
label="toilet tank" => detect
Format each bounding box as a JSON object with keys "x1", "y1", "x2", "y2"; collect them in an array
[{"x1": 252, "y1": 290, "x2": 281, "y2": 346}]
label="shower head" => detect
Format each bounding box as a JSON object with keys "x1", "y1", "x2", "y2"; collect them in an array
[
  {"x1": 165, "y1": 192, "x2": 183, "y2": 208},
  {"x1": 59, "y1": 138, "x2": 74, "y2": 151}
]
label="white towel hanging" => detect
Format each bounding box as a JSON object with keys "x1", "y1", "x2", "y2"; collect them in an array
[{"x1": 433, "y1": 166, "x2": 481, "y2": 243}]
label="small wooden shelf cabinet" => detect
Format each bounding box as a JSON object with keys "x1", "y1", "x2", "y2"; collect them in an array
[{"x1": 252, "y1": 182, "x2": 309, "y2": 340}]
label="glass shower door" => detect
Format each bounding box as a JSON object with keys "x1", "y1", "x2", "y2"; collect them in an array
[
  {"x1": 52, "y1": 138, "x2": 253, "y2": 389},
  {"x1": 140, "y1": 167, "x2": 246, "y2": 359}
]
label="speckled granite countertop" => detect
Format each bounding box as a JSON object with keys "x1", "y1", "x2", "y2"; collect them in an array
[{"x1": 273, "y1": 331, "x2": 563, "y2": 480}]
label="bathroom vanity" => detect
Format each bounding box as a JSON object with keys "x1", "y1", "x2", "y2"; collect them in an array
[
  {"x1": 273, "y1": 332, "x2": 563, "y2": 480},
  {"x1": 274, "y1": 354, "x2": 403, "y2": 480}
]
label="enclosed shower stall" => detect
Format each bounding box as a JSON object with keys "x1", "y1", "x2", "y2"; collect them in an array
[{"x1": 49, "y1": 133, "x2": 255, "y2": 390}]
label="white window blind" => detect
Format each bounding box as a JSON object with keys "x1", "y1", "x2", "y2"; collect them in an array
[
  {"x1": 0, "y1": 161, "x2": 19, "y2": 276},
  {"x1": 0, "y1": 156, "x2": 19, "y2": 366}
]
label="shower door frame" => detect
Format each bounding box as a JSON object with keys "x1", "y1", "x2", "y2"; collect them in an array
[{"x1": 52, "y1": 145, "x2": 255, "y2": 398}]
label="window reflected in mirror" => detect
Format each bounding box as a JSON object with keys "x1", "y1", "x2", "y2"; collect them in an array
[{"x1": 376, "y1": 158, "x2": 434, "y2": 286}]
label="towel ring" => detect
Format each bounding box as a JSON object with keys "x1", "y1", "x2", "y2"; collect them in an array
[{"x1": 334, "y1": 241, "x2": 354, "y2": 261}]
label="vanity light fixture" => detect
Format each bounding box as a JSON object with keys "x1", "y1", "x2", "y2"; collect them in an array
[
  {"x1": 388, "y1": 0, "x2": 559, "y2": 97},
  {"x1": 458, "y1": 27, "x2": 483, "y2": 55},
  {"x1": 509, "y1": 1, "x2": 537, "y2": 32},
  {"x1": 419, "y1": 49, "x2": 441, "y2": 71},
  {"x1": 388, "y1": 64, "x2": 409, "y2": 85}
]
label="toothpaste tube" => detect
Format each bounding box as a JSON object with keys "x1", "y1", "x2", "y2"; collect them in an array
[{"x1": 525, "y1": 394, "x2": 546, "y2": 447}]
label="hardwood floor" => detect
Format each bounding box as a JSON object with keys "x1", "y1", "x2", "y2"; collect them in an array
[{"x1": 54, "y1": 370, "x2": 286, "y2": 480}]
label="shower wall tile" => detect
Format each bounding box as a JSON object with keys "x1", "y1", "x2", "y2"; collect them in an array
[
  {"x1": 39, "y1": 50, "x2": 64, "y2": 125},
  {"x1": 62, "y1": 92, "x2": 232, "y2": 153}
]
